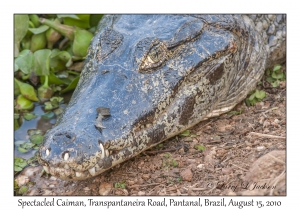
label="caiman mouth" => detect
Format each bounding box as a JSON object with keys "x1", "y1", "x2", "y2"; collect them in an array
[{"x1": 39, "y1": 143, "x2": 133, "y2": 180}]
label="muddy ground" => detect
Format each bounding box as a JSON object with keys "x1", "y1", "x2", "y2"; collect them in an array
[{"x1": 15, "y1": 65, "x2": 286, "y2": 196}]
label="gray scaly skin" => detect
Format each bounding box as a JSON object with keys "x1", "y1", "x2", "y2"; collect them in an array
[{"x1": 38, "y1": 15, "x2": 286, "y2": 180}]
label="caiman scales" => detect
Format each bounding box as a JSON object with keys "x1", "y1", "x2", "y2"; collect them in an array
[{"x1": 38, "y1": 15, "x2": 286, "y2": 180}]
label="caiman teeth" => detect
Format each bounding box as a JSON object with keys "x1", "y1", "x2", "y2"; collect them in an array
[
  {"x1": 46, "y1": 149, "x2": 50, "y2": 156},
  {"x1": 43, "y1": 166, "x2": 50, "y2": 174},
  {"x1": 88, "y1": 167, "x2": 96, "y2": 176},
  {"x1": 105, "y1": 149, "x2": 109, "y2": 157},
  {"x1": 64, "y1": 152, "x2": 69, "y2": 161},
  {"x1": 76, "y1": 171, "x2": 83, "y2": 177},
  {"x1": 99, "y1": 143, "x2": 105, "y2": 159}
]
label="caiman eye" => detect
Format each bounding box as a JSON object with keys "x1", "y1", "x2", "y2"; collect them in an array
[
  {"x1": 139, "y1": 42, "x2": 167, "y2": 73},
  {"x1": 148, "y1": 44, "x2": 164, "y2": 63}
]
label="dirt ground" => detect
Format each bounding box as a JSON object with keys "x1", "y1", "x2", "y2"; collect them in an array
[{"x1": 15, "y1": 65, "x2": 286, "y2": 196}]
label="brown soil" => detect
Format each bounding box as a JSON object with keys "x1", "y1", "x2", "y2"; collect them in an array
[{"x1": 16, "y1": 65, "x2": 286, "y2": 196}]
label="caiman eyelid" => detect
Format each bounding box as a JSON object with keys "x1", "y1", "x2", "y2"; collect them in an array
[{"x1": 138, "y1": 41, "x2": 168, "y2": 73}]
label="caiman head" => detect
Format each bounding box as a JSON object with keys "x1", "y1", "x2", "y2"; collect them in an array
[{"x1": 38, "y1": 15, "x2": 240, "y2": 180}]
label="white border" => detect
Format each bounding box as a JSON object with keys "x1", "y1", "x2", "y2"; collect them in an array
[{"x1": 2, "y1": 0, "x2": 298, "y2": 208}]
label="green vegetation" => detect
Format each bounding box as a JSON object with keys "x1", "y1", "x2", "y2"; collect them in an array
[
  {"x1": 194, "y1": 144, "x2": 206, "y2": 152},
  {"x1": 162, "y1": 153, "x2": 178, "y2": 169},
  {"x1": 114, "y1": 181, "x2": 126, "y2": 189},
  {"x1": 13, "y1": 15, "x2": 103, "y2": 178},
  {"x1": 15, "y1": 129, "x2": 44, "y2": 155},
  {"x1": 245, "y1": 64, "x2": 285, "y2": 106},
  {"x1": 163, "y1": 153, "x2": 171, "y2": 158},
  {"x1": 14, "y1": 14, "x2": 103, "y2": 130},
  {"x1": 266, "y1": 64, "x2": 286, "y2": 87},
  {"x1": 180, "y1": 130, "x2": 198, "y2": 138},
  {"x1": 227, "y1": 108, "x2": 244, "y2": 116},
  {"x1": 245, "y1": 89, "x2": 266, "y2": 106},
  {"x1": 14, "y1": 157, "x2": 27, "y2": 172}
]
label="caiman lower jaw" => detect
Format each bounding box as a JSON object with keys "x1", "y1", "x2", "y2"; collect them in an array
[{"x1": 41, "y1": 145, "x2": 133, "y2": 180}]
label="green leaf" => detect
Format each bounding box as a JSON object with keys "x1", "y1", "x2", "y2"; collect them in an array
[
  {"x1": 14, "y1": 49, "x2": 34, "y2": 74},
  {"x1": 28, "y1": 25, "x2": 49, "y2": 34},
  {"x1": 19, "y1": 186, "x2": 28, "y2": 194},
  {"x1": 14, "y1": 180, "x2": 19, "y2": 190},
  {"x1": 27, "y1": 129, "x2": 44, "y2": 136},
  {"x1": 23, "y1": 113, "x2": 37, "y2": 121},
  {"x1": 245, "y1": 98, "x2": 251, "y2": 106},
  {"x1": 14, "y1": 79, "x2": 21, "y2": 96},
  {"x1": 14, "y1": 140, "x2": 26, "y2": 146},
  {"x1": 64, "y1": 14, "x2": 90, "y2": 29},
  {"x1": 14, "y1": 157, "x2": 27, "y2": 169},
  {"x1": 30, "y1": 33, "x2": 47, "y2": 52},
  {"x1": 14, "y1": 166, "x2": 23, "y2": 172},
  {"x1": 114, "y1": 181, "x2": 126, "y2": 189},
  {"x1": 163, "y1": 153, "x2": 171, "y2": 158},
  {"x1": 15, "y1": 62, "x2": 19, "y2": 72},
  {"x1": 14, "y1": 15, "x2": 29, "y2": 56},
  {"x1": 18, "y1": 146, "x2": 28, "y2": 153},
  {"x1": 50, "y1": 96, "x2": 64, "y2": 103},
  {"x1": 53, "y1": 107, "x2": 64, "y2": 116},
  {"x1": 266, "y1": 77, "x2": 274, "y2": 83},
  {"x1": 251, "y1": 98, "x2": 258, "y2": 105},
  {"x1": 228, "y1": 111, "x2": 239, "y2": 116},
  {"x1": 29, "y1": 134, "x2": 43, "y2": 145},
  {"x1": 248, "y1": 93, "x2": 256, "y2": 101},
  {"x1": 57, "y1": 14, "x2": 80, "y2": 19},
  {"x1": 171, "y1": 160, "x2": 178, "y2": 167},
  {"x1": 20, "y1": 142, "x2": 35, "y2": 150},
  {"x1": 14, "y1": 119, "x2": 20, "y2": 131},
  {"x1": 272, "y1": 80, "x2": 280, "y2": 88},
  {"x1": 50, "y1": 50, "x2": 71, "y2": 71},
  {"x1": 45, "y1": 97, "x2": 62, "y2": 110},
  {"x1": 273, "y1": 72, "x2": 284, "y2": 79},
  {"x1": 40, "y1": 18, "x2": 75, "y2": 41},
  {"x1": 180, "y1": 130, "x2": 190, "y2": 137},
  {"x1": 90, "y1": 14, "x2": 104, "y2": 27},
  {"x1": 255, "y1": 90, "x2": 266, "y2": 99},
  {"x1": 72, "y1": 28, "x2": 93, "y2": 57},
  {"x1": 33, "y1": 49, "x2": 51, "y2": 75},
  {"x1": 42, "y1": 111, "x2": 55, "y2": 119},
  {"x1": 29, "y1": 14, "x2": 40, "y2": 27},
  {"x1": 194, "y1": 144, "x2": 206, "y2": 152},
  {"x1": 15, "y1": 95, "x2": 34, "y2": 110},
  {"x1": 273, "y1": 64, "x2": 281, "y2": 72},
  {"x1": 41, "y1": 72, "x2": 66, "y2": 85},
  {"x1": 14, "y1": 78, "x2": 39, "y2": 101},
  {"x1": 44, "y1": 102, "x2": 53, "y2": 110},
  {"x1": 61, "y1": 76, "x2": 79, "y2": 93}
]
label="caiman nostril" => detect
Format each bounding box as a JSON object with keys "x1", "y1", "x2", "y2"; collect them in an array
[
  {"x1": 62, "y1": 151, "x2": 70, "y2": 160},
  {"x1": 95, "y1": 107, "x2": 111, "y2": 130},
  {"x1": 52, "y1": 131, "x2": 76, "y2": 145}
]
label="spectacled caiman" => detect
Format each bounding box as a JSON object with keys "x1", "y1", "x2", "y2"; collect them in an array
[{"x1": 38, "y1": 14, "x2": 286, "y2": 180}]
